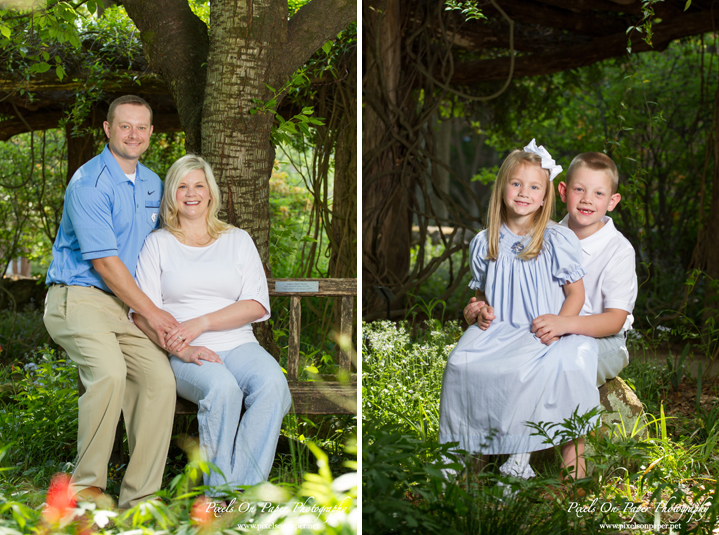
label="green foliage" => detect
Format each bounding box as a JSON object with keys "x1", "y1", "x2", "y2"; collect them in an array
[
  {"x1": 444, "y1": 0, "x2": 485, "y2": 21},
  {"x1": 0, "y1": 307, "x2": 51, "y2": 364},
  {"x1": 0, "y1": 437, "x2": 356, "y2": 534},
  {"x1": 0, "y1": 346, "x2": 77, "y2": 486},
  {"x1": 250, "y1": 73, "x2": 325, "y2": 146},
  {"x1": 363, "y1": 319, "x2": 719, "y2": 533}
]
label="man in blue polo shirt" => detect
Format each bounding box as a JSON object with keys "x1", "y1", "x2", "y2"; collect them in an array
[{"x1": 44, "y1": 95, "x2": 178, "y2": 510}]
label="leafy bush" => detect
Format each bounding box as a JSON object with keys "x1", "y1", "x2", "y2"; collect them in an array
[{"x1": 0, "y1": 346, "x2": 77, "y2": 486}]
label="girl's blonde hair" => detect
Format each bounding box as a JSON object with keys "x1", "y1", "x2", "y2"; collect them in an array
[
  {"x1": 160, "y1": 154, "x2": 232, "y2": 240},
  {"x1": 485, "y1": 149, "x2": 556, "y2": 260}
]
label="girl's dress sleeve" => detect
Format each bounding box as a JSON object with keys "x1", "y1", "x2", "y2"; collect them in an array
[
  {"x1": 547, "y1": 226, "x2": 586, "y2": 285},
  {"x1": 236, "y1": 230, "x2": 272, "y2": 322},
  {"x1": 468, "y1": 231, "x2": 489, "y2": 291}
]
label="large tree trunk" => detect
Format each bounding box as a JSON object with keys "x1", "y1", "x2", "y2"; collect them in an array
[
  {"x1": 329, "y1": 48, "x2": 357, "y2": 280},
  {"x1": 362, "y1": 0, "x2": 408, "y2": 314}
]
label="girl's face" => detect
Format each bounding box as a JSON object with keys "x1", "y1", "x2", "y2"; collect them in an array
[{"x1": 502, "y1": 163, "x2": 548, "y2": 228}]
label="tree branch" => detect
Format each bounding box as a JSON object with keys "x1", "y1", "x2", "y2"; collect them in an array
[
  {"x1": 278, "y1": 0, "x2": 356, "y2": 82},
  {"x1": 448, "y1": 10, "x2": 719, "y2": 85}
]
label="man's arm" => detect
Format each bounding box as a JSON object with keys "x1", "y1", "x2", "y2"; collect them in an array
[{"x1": 91, "y1": 255, "x2": 178, "y2": 347}]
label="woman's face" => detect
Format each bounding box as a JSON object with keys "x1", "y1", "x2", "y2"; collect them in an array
[{"x1": 175, "y1": 169, "x2": 211, "y2": 223}]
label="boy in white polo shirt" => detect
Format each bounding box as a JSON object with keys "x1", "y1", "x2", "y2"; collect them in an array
[
  {"x1": 531, "y1": 151, "x2": 637, "y2": 385},
  {"x1": 465, "y1": 151, "x2": 638, "y2": 478}
]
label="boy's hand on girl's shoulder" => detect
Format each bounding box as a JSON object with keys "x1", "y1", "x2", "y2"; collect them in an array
[{"x1": 531, "y1": 314, "x2": 565, "y2": 345}]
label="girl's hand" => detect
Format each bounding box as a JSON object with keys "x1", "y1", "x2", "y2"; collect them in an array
[
  {"x1": 464, "y1": 297, "x2": 486, "y2": 325},
  {"x1": 166, "y1": 317, "x2": 210, "y2": 353},
  {"x1": 532, "y1": 314, "x2": 566, "y2": 344},
  {"x1": 478, "y1": 305, "x2": 495, "y2": 331},
  {"x1": 175, "y1": 345, "x2": 222, "y2": 366}
]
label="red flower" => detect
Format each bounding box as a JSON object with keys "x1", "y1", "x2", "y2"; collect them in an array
[
  {"x1": 43, "y1": 474, "x2": 76, "y2": 524},
  {"x1": 191, "y1": 496, "x2": 214, "y2": 529}
]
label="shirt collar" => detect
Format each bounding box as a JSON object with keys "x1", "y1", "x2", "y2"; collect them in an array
[
  {"x1": 100, "y1": 145, "x2": 144, "y2": 184},
  {"x1": 559, "y1": 215, "x2": 617, "y2": 256}
]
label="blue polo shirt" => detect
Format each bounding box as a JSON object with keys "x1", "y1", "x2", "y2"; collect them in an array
[{"x1": 45, "y1": 145, "x2": 163, "y2": 293}]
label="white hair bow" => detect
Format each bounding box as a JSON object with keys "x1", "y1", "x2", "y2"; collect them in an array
[{"x1": 523, "y1": 139, "x2": 563, "y2": 181}]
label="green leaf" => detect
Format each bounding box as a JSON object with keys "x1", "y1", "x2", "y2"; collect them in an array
[
  {"x1": 305, "y1": 365, "x2": 319, "y2": 374},
  {"x1": 87, "y1": 0, "x2": 97, "y2": 14},
  {"x1": 42, "y1": 51, "x2": 50, "y2": 61},
  {"x1": 0, "y1": 25, "x2": 10, "y2": 39},
  {"x1": 684, "y1": 0, "x2": 692, "y2": 10},
  {"x1": 301, "y1": 106, "x2": 314, "y2": 115},
  {"x1": 321, "y1": 40, "x2": 332, "y2": 55},
  {"x1": 56, "y1": 65, "x2": 65, "y2": 80},
  {"x1": 35, "y1": 62, "x2": 52, "y2": 73}
]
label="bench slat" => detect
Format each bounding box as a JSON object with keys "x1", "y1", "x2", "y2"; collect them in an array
[
  {"x1": 268, "y1": 278, "x2": 356, "y2": 297},
  {"x1": 175, "y1": 379, "x2": 357, "y2": 416}
]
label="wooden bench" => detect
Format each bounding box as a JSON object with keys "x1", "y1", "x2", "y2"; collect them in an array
[
  {"x1": 100, "y1": 277, "x2": 356, "y2": 463},
  {"x1": 174, "y1": 277, "x2": 357, "y2": 415}
]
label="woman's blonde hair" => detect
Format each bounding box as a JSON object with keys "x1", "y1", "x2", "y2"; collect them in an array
[
  {"x1": 160, "y1": 154, "x2": 232, "y2": 240},
  {"x1": 485, "y1": 149, "x2": 556, "y2": 260}
]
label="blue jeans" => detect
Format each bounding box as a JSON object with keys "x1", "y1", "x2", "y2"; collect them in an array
[{"x1": 170, "y1": 342, "x2": 292, "y2": 490}]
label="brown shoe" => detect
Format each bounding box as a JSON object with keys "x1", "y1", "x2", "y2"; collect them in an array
[{"x1": 75, "y1": 487, "x2": 116, "y2": 510}]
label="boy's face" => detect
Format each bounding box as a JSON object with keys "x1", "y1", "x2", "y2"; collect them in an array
[{"x1": 558, "y1": 166, "x2": 621, "y2": 238}]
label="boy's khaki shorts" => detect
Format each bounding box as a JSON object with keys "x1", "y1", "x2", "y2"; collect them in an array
[{"x1": 596, "y1": 332, "x2": 629, "y2": 387}]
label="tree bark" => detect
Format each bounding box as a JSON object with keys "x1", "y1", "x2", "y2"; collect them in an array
[
  {"x1": 119, "y1": 0, "x2": 209, "y2": 154},
  {"x1": 362, "y1": 0, "x2": 408, "y2": 313},
  {"x1": 329, "y1": 48, "x2": 357, "y2": 280}
]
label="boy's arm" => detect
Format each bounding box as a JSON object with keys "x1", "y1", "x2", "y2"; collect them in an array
[
  {"x1": 464, "y1": 290, "x2": 496, "y2": 329},
  {"x1": 531, "y1": 279, "x2": 585, "y2": 343},
  {"x1": 532, "y1": 308, "x2": 628, "y2": 344}
]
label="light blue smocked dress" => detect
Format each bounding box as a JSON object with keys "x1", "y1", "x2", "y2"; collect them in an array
[{"x1": 439, "y1": 223, "x2": 599, "y2": 455}]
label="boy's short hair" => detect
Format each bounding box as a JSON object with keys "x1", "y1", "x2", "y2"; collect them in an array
[
  {"x1": 566, "y1": 152, "x2": 619, "y2": 194},
  {"x1": 107, "y1": 95, "x2": 153, "y2": 126}
]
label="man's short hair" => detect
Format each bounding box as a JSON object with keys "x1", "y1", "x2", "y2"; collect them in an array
[
  {"x1": 566, "y1": 152, "x2": 619, "y2": 194},
  {"x1": 107, "y1": 95, "x2": 153, "y2": 126}
]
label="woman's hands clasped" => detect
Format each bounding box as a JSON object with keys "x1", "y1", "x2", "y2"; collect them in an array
[{"x1": 165, "y1": 316, "x2": 210, "y2": 353}]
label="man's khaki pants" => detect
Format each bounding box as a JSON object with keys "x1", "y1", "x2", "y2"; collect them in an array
[{"x1": 44, "y1": 285, "x2": 176, "y2": 509}]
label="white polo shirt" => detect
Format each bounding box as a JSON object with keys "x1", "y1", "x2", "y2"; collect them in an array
[{"x1": 559, "y1": 215, "x2": 637, "y2": 332}]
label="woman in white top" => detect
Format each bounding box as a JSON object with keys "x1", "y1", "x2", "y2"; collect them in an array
[{"x1": 132, "y1": 154, "x2": 291, "y2": 492}]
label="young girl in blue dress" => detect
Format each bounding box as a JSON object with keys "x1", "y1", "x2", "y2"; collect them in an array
[{"x1": 439, "y1": 140, "x2": 599, "y2": 480}]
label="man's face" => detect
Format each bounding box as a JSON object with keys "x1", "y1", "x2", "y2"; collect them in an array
[
  {"x1": 103, "y1": 104, "x2": 153, "y2": 171},
  {"x1": 559, "y1": 167, "x2": 621, "y2": 236}
]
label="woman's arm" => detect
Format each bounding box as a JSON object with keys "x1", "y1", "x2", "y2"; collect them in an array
[
  {"x1": 165, "y1": 300, "x2": 267, "y2": 353},
  {"x1": 133, "y1": 312, "x2": 223, "y2": 365}
]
